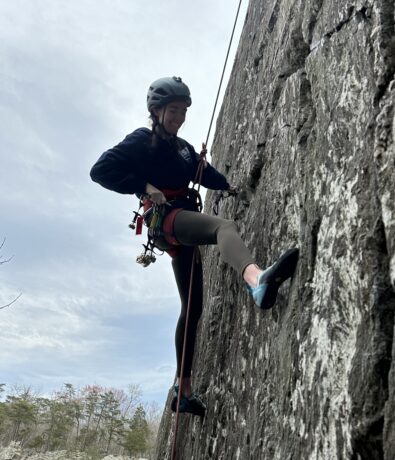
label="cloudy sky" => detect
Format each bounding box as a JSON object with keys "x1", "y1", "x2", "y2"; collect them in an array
[{"x1": 0, "y1": 0, "x2": 248, "y2": 406}]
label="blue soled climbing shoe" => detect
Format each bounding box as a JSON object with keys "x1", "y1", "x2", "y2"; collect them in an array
[
  {"x1": 247, "y1": 248, "x2": 299, "y2": 310},
  {"x1": 170, "y1": 385, "x2": 206, "y2": 417}
]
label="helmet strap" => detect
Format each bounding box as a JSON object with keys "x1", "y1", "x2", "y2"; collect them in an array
[{"x1": 151, "y1": 105, "x2": 174, "y2": 139}]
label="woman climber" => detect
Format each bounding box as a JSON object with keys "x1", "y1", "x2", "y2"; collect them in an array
[{"x1": 90, "y1": 76, "x2": 299, "y2": 417}]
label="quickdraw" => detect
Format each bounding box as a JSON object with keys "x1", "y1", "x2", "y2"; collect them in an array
[
  {"x1": 212, "y1": 188, "x2": 238, "y2": 215},
  {"x1": 129, "y1": 200, "x2": 165, "y2": 267},
  {"x1": 136, "y1": 242, "x2": 157, "y2": 267}
]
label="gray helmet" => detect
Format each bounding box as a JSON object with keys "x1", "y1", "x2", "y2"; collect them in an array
[{"x1": 147, "y1": 76, "x2": 192, "y2": 111}]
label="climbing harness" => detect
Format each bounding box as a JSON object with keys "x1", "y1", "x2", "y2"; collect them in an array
[{"x1": 129, "y1": 187, "x2": 202, "y2": 265}]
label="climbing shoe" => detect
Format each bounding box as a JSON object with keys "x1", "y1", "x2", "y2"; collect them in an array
[
  {"x1": 170, "y1": 385, "x2": 206, "y2": 417},
  {"x1": 247, "y1": 248, "x2": 299, "y2": 310}
]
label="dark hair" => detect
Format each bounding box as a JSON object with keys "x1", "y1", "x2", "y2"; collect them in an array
[{"x1": 149, "y1": 112, "x2": 160, "y2": 148}]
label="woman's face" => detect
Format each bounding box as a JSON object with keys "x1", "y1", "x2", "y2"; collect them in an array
[{"x1": 154, "y1": 101, "x2": 188, "y2": 135}]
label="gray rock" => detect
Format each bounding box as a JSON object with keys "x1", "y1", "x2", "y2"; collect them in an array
[{"x1": 156, "y1": 0, "x2": 395, "y2": 458}]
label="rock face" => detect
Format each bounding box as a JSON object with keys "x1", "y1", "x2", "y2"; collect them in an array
[{"x1": 155, "y1": 0, "x2": 395, "y2": 458}]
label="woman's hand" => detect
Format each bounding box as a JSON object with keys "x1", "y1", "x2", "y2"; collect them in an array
[
  {"x1": 227, "y1": 185, "x2": 238, "y2": 196},
  {"x1": 145, "y1": 183, "x2": 167, "y2": 204}
]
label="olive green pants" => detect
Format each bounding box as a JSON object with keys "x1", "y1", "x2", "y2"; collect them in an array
[
  {"x1": 173, "y1": 210, "x2": 255, "y2": 276},
  {"x1": 171, "y1": 211, "x2": 255, "y2": 378}
]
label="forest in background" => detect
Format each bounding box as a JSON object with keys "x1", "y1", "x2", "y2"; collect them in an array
[{"x1": 0, "y1": 383, "x2": 161, "y2": 459}]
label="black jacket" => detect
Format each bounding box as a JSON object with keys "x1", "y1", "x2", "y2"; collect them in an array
[{"x1": 90, "y1": 128, "x2": 229, "y2": 195}]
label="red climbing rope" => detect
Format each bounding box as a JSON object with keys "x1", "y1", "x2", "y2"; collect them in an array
[
  {"x1": 205, "y1": 0, "x2": 243, "y2": 147},
  {"x1": 170, "y1": 248, "x2": 200, "y2": 460},
  {"x1": 170, "y1": 1, "x2": 244, "y2": 458}
]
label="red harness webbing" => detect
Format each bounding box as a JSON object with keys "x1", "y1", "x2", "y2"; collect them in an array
[
  {"x1": 142, "y1": 186, "x2": 189, "y2": 213},
  {"x1": 143, "y1": 187, "x2": 188, "y2": 257}
]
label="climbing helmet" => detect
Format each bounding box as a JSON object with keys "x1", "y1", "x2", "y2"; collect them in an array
[{"x1": 147, "y1": 76, "x2": 192, "y2": 111}]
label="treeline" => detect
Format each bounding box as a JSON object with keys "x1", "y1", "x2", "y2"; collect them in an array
[{"x1": 0, "y1": 383, "x2": 162, "y2": 459}]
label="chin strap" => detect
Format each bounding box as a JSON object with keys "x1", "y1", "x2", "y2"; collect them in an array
[{"x1": 152, "y1": 104, "x2": 178, "y2": 140}]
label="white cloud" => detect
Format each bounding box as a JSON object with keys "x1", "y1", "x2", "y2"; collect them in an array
[{"x1": 0, "y1": 0, "x2": 248, "y2": 403}]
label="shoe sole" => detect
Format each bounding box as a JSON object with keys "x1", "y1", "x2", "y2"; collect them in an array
[
  {"x1": 258, "y1": 248, "x2": 299, "y2": 309},
  {"x1": 171, "y1": 395, "x2": 206, "y2": 417}
]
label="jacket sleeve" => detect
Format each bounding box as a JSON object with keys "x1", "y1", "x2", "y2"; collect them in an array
[
  {"x1": 90, "y1": 130, "x2": 148, "y2": 195},
  {"x1": 201, "y1": 161, "x2": 230, "y2": 190},
  {"x1": 188, "y1": 144, "x2": 229, "y2": 190}
]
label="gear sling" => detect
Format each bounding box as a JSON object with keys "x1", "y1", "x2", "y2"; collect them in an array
[{"x1": 130, "y1": 186, "x2": 203, "y2": 263}]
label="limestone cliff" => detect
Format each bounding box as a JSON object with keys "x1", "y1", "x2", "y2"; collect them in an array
[{"x1": 156, "y1": 0, "x2": 395, "y2": 458}]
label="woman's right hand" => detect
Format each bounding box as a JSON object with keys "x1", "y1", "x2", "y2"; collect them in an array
[
  {"x1": 145, "y1": 183, "x2": 167, "y2": 204},
  {"x1": 227, "y1": 185, "x2": 238, "y2": 196}
]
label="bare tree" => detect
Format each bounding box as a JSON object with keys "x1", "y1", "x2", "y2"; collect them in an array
[{"x1": 0, "y1": 237, "x2": 22, "y2": 310}]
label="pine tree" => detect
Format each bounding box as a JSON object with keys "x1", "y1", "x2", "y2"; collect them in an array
[
  {"x1": 5, "y1": 388, "x2": 37, "y2": 444},
  {"x1": 122, "y1": 405, "x2": 150, "y2": 457}
]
